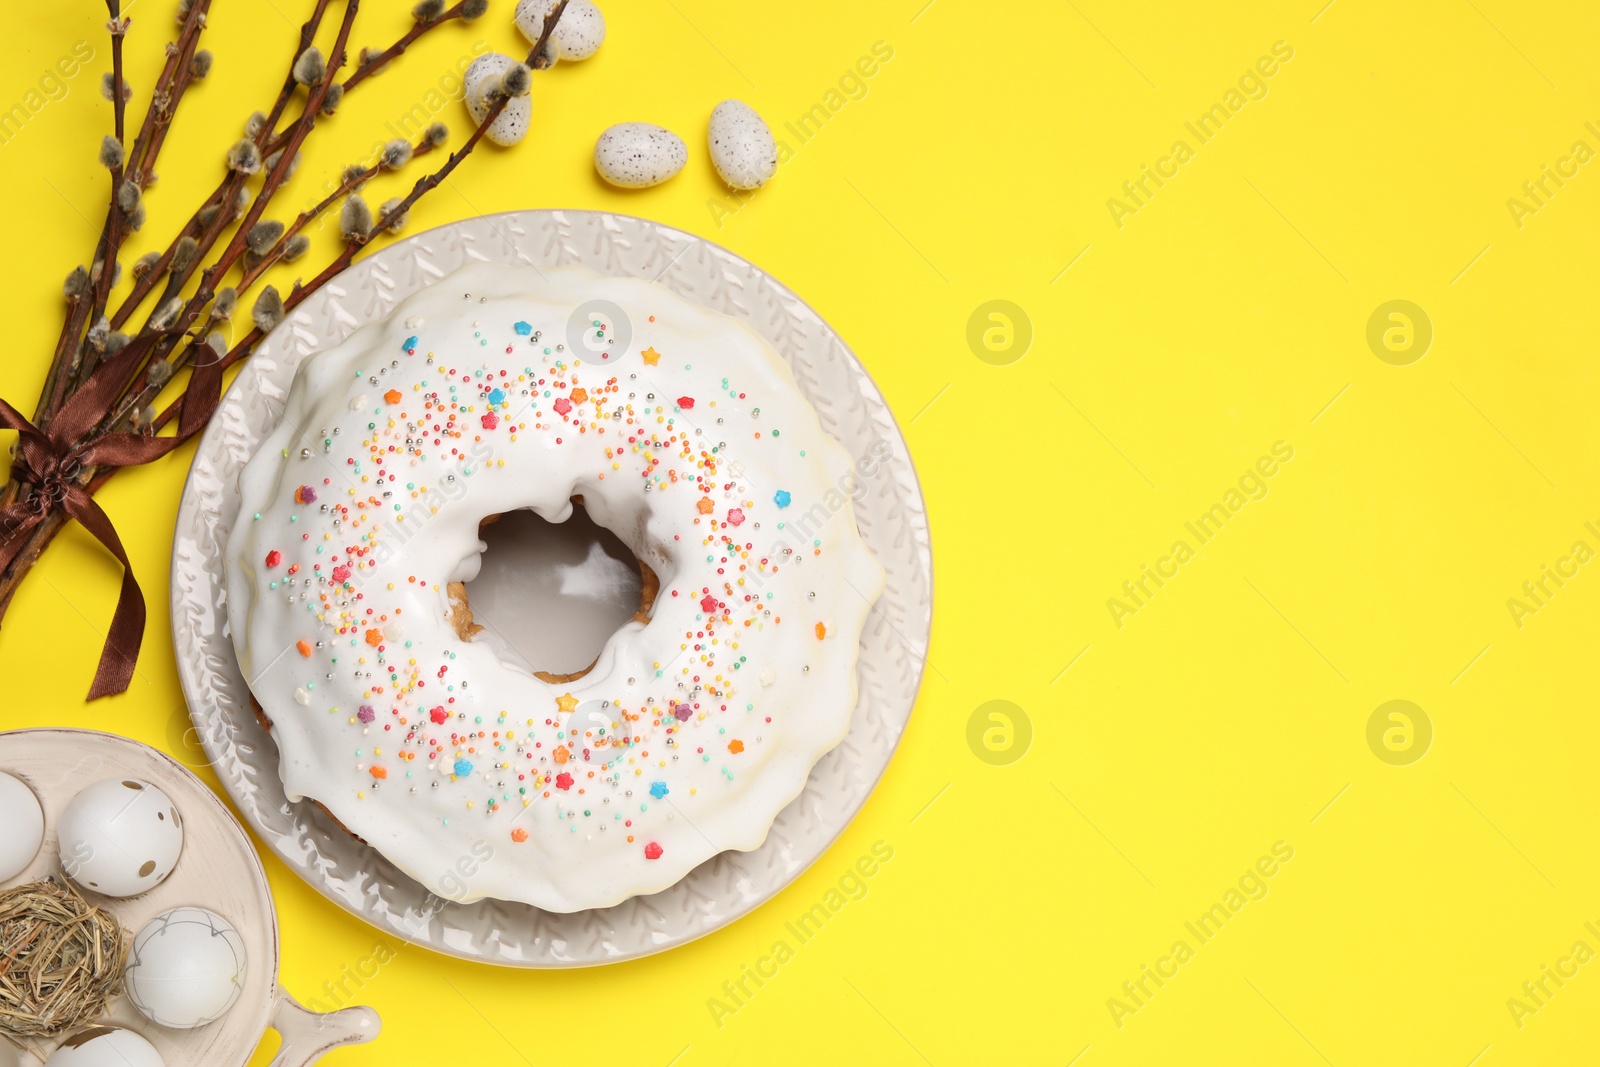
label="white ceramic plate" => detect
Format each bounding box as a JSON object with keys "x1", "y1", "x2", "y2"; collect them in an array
[
  {"x1": 170, "y1": 210, "x2": 932, "y2": 967},
  {"x1": 0, "y1": 729, "x2": 377, "y2": 1066}
]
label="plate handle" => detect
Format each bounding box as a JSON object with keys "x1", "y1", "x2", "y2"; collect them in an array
[{"x1": 267, "y1": 989, "x2": 381, "y2": 1066}]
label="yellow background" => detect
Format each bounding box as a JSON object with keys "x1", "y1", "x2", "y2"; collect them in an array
[{"x1": 3, "y1": 0, "x2": 1599, "y2": 1063}]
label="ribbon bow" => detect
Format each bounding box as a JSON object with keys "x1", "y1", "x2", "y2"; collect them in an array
[{"x1": 0, "y1": 335, "x2": 222, "y2": 699}]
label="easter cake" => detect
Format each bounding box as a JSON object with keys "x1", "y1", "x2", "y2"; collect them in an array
[{"x1": 225, "y1": 262, "x2": 885, "y2": 913}]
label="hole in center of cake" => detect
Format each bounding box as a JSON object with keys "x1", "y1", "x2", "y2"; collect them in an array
[{"x1": 458, "y1": 501, "x2": 655, "y2": 680}]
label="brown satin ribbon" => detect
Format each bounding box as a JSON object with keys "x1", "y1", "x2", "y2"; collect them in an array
[{"x1": 0, "y1": 335, "x2": 223, "y2": 700}]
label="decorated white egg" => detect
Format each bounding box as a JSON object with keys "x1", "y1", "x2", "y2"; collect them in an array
[
  {"x1": 58, "y1": 778, "x2": 183, "y2": 897},
  {"x1": 593, "y1": 123, "x2": 687, "y2": 188},
  {"x1": 0, "y1": 770, "x2": 44, "y2": 882},
  {"x1": 124, "y1": 907, "x2": 247, "y2": 1029},
  {"x1": 44, "y1": 1026, "x2": 165, "y2": 1067},
  {"x1": 708, "y1": 100, "x2": 778, "y2": 191},
  {"x1": 516, "y1": 0, "x2": 606, "y2": 61},
  {"x1": 463, "y1": 53, "x2": 532, "y2": 146}
]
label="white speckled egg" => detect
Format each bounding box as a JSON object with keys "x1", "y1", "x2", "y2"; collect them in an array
[
  {"x1": 463, "y1": 53, "x2": 532, "y2": 146},
  {"x1": 0, "y1": 771, "x2": 44, "y2": 882},
  {"x1": 708, "y1": 100, "x2": 778, "y2": 190},
  {"x1": 517, "y1": 0, "x2": 606, "y2": 61},
  {"x1": 594, "y1": 123, "x2": 687, "y2": 189},
  {"x1": 124, "y1": 907, "x2": 248, "y2": 1030},
  {"x1": 45, "y1": 1026, "x2": 165, "y2": 1067},
  {"x1": 58, "y1": 778, "x2": 183, "y2": 898}
]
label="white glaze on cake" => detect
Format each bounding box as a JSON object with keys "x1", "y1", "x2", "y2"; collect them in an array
[{"x1": 225, "y1": 263, "x2": 884, "y2": 913}]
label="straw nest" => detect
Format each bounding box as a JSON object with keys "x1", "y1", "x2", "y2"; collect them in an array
[{"x1": 0, "y1": 879, "x2": 127, "y2": 1045}]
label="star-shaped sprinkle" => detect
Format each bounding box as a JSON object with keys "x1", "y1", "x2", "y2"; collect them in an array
[
  {"x1": 641, "y1": 347, "x2": 661, "y2": 365},
  {"x1": 556, "y1": 693, "x2": 579, "y2": 713}
]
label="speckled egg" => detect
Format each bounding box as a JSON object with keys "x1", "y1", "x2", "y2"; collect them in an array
[
  {"x1": 594, "y1": 122, "x2": 687, "y2": 189},
  {"x1": 58, "y1": 778, "x2": 183, "y2": 898},
  {"x1": 0, "y1": 770, "x2": 44, "y2": 882},
  {"x1": 44, "y1": 1026, "x2": 165, "y2": 1067},
  {"x1": 516, "y1": 0, "x2": 606, "y2": 61},
  {"x1": 124, "y1": 907, "x2": 248, "y2": 1030},
  {"x1": 708, "y1": 100, "x2": 778, "y2": 190},
  {"x1": 464, "y1": 53, "x2": 532, "y2": 146}
]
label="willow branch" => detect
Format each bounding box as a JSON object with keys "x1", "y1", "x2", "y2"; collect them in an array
[
  {"x1": 131, "y1": 4, "x2": 212, "y2": 188},
  {"x1": 2, "y1": 2, "x2": 564, "y2": 599},
  {"x1": 36, "y1": 4, "x2": 130, "y2": 432},
  {"x1": 239, "y1": 139, "x2": 441, "y2": 294},
  {"x1": 64, "y1": 0, "x2": 213, "y2": 402},
  {"x1": 108, "y1": 0, "x2": 334, "y2": 334},
  {"x1": 143, "y1": 7, "x2": 566, "y2": 437},
  {"x1": 111, "y1": 0, "x2": 481, "y2": 338},
  {"x1": 342, "y1": 1, "x2": 477, "y2": 96},
  {"x1": 159, "y1": 1, "x2": 362, "y2": 354}
]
